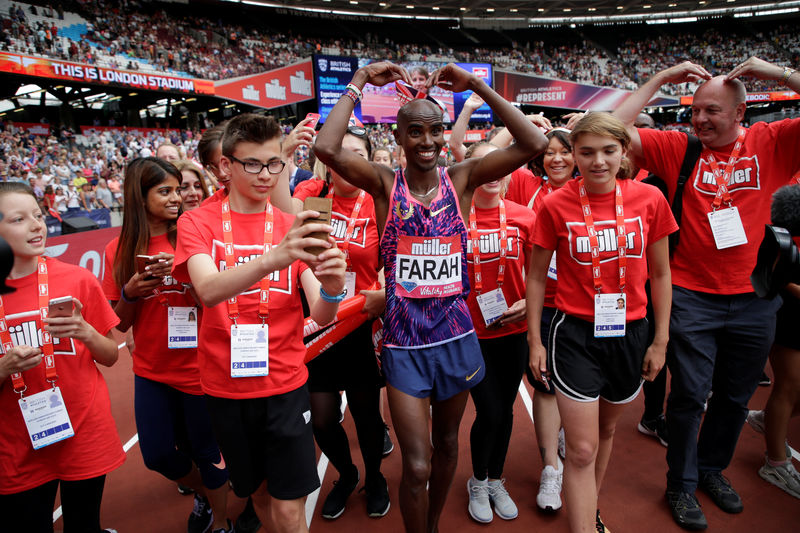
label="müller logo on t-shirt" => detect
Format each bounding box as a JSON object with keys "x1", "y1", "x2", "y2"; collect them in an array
[
  {"x1": 395, "y1": 235, "x2": 462, "y2": 298},
  {"x1": 693, "y1": 155, "x2": 761, "y2": 196},
  {"x1": 211, "y1": 239, "x2": 292, "y2": 295},
  {"x1": 330, "y1": 214, "x2": 369, "y2": 247},
  {"x1": 465, "y1": 227, "x2": 521, "y2": 262},
  {"x1": 2, "y1": 309, "x2": 76, "y2": 355},
  {"x1": 566, "y1": 217, "x2": 644, "y2": 265}
]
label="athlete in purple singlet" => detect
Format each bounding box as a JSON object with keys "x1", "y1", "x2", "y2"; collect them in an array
[{"x1": 315, "y1": 61, "x2": 547, "y2": 533}]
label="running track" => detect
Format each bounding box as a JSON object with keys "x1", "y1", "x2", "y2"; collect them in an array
[{"x1": 52, "y1": 333, "x2": 799, "y2": 532}]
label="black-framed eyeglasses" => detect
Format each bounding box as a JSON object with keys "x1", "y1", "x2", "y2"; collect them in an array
[
  {"x1": 347, "y1": 126, "x2": 367, "y2": 137},
  {"x1": 229, "y1": 155, "x2": 286, "y2": 175}
]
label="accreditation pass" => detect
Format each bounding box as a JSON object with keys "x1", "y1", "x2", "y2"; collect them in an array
[
  {"x1": 167, "y1": 306, "x2": 198, "y2": 349},
  {"x1": 230, "y1": 324, "x2": 269, "y2": 377},
  {"x1": 19, "y1": 386, "x2": 75, "y2": 450},
  {"x1": 594, "y1": 293, "x2": 626, "y2": 338},
  {"x1": 707, "y1": 207, "x2": 747, "y2": 250}
]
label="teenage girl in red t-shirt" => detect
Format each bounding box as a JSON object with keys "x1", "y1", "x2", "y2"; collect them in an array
[
  {"x1": 527, "y1": 113, "x2": 676, "y2": 533},
  {"x1": 290, "y1": 127, "x2": 390, "y2": 519},
  {"x1": 102, "y1": 158, "x2": 233, "y2": 533},
  {"x1": 0, "y1": 182, "x2": 123, "y2": 533}
]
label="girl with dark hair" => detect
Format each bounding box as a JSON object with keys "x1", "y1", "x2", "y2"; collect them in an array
[
  {"x1": 527, "y1": 113, "x2": 676, "y2": 532},
  {"x1": 292, "y1": 126, "x2": 390, "y2": 520},
  {"x1": 0, "y1": 182, "x2": 123, "y2": 533},
  {"x1": 101, "y1": 158, "x2": 233, "y2": 533}
]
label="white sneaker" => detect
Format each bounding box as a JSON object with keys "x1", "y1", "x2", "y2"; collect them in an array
[
  {"x1": 536, "y1": 457, "x2": 563, "y2": 512},
  {"x1": 557, "y1": 427, "x2": 566, "y2": 459},
  {"x1": 759, "y1": 458, "x2": 800, "y2": 499},
  {"x1": 467, "y1": 476, "x2": 493, "y2": 523},
  {"x1": 747, "y1": 410, "x2": 765, "y2": 434},
  {"x1": 488, "y1": 478, "x2": 518, "y2": 520}
]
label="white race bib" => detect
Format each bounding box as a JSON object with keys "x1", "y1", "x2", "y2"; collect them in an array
[
  {"x1": 594, "y1": 293, "x2": 626, "y2": 338},
  {"x1": 708, "y1": 207, "x2": 748, "y2": 250},
  {"x1": 395, "y1": 236, "x2": 462, "y2": 298},
  {"x1": 476, "y1": 288, "x2": 509, "y2": 327},
  {"x1": 230, "y1": 324, "x2": 269, "y2": 377},
  {"x1": 19, "y1": 386, "x2": 74, "y2": 450},
  {"x1": 167, "y1": 306, "x2": 198, "y2": 349}
]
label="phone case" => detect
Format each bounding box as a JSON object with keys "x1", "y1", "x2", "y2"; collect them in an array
[{"x1": 302, "y1": 197, "x2": 333, "y2": 256}]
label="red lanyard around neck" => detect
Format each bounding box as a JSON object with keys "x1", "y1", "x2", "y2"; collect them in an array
[
  {"x1": 0, "y1": 257, "x2": 58, "y2": 398},
  {"x1": 578, "y1": 180, "x2": 627, "y2": 293},
  {"x1": 704, "y1": 128, "x2": 746, "y2": 210},
  {"x1": 468, "y1": 198, "x2": 507, "y2": 294},
  {"x1": 327, "y1": 189, "x2": 366, "y2": 266},
  {"x1": 221, "y1": 197, "x2": 273, "y2": 324}
]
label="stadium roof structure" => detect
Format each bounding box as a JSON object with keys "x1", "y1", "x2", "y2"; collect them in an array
[{"x1": 221, "y1": 0, "x2": 799, "y2": 26}]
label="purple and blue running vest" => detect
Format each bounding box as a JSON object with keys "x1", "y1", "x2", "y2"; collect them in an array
[{"x1": 380, "y1": 167, "x2": 474, "y2": 348}]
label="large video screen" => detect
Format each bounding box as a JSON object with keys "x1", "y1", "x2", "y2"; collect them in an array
[{"x1": 313, "y1": 55, "x2": 493, "y2": 124}]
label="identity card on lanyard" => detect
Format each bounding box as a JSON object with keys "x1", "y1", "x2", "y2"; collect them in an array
[
  {"x1": 222, "y1": 198, "x2": 271, "y2": 377},
  {"x1": 469, "y1": 200, "x2": 509, "y2": 327},
  {"x1": 329, "y1": 189, "x2": 366, "y2": 298},
  {"x1": 167, "y1": 306, "x2": 198, "y2": 349},
  {"x1": 578, "y1": 180, "x2": 627, "y2": 338},
  {"x1": 705, "y1": 128, "x2": 748, "y2": 250},
  {"x1": 0, "y1": 257, "x2": 75, "y2": 449}
]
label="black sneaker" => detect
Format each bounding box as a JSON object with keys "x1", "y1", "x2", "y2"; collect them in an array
[
  {"x1": 382, "y1": 424, "x2": 394, "y2": 456},
  {"x1": 595, "y1": 509, "x2": 610, "y2": 532},
  {"x1": 234, "y1": 497, "x2": 260, "y2": 533},
  {"x1": 363, "y1": 472, "x2": 390, "y2": 517},
  {"x1": 665, "y1": 490, "x2": 707, "y2": 530},
  {"x1": 758, "y1": 371, "x2": 771, "y2": 386},
  {"x1": 321, "y1": 467, "x2": 359, "y2": 519},
  {"x1": 177, "y1": 483, "x2": 195, "y2": 496},
  {"x1": 699, "y1": 471, "x2": 743, "y2": 513},
  {"x1": 637, "y1": 414, "x2": 668, "y2": 447},
  {"x1": 188, "y1": 494, "x2": 214, "y2": 533}
]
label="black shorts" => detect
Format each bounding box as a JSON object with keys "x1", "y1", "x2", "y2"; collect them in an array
[
  {"x1": 548, "y1": 310, "x2": 648, "y2": 404},
  {"x1": 775, "y1": 290, "x2": 800, "y2": 351},
  {"x1": 205, "y1": 385, "x2": 320, "y2": 500},
  {"x1": 307, "y1": 320, "x2": 384, "y2": 392},
  {"x1": 526, "y1": 306, "x2": 557, "y2": 394}
]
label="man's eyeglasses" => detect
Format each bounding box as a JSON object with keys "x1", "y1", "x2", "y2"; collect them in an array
[{"x1": 229, "y1": 155, "x2": 286, "y2": 175}]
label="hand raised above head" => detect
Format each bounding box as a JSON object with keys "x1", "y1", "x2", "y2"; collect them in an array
[
  {"x1": 426, "y1": 63, "x2": 475, "y2": 93},
  {"x1": 726, "y1": 56, "x2": 785, "y2": 82},
  {"x1": 659, "y1": 61, "x2": 712, "y2": 85},
  {"x1": 354, "y1": 61, "x2": 411, "y2": 88}
]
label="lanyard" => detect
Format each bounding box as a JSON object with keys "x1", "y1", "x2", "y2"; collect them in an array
[
  {"x1": 0, "y1": 257, "x2": 58, "y2": 398},
  {"x1": 327, "y1": 189, "x2": 366, "y2": 266},
  {"x1": 578, "y1": 180, "x2": 627, "y2": 293},
  {"x1": 221, "y1": 198, "x2": 273, "y2": 324},
  {"x1": 704, "y1": 128, "x2": 746, "y2": 210},
  {"x1": 468, "y1": 199, "x2": 507, "y2": 294}
]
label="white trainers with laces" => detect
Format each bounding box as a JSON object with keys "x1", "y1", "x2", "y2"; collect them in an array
[
  {"x1": 759, "y1": 458, "x2": 800, "y2": 499},
  {"x1": 747, "y1": 409, "x2": 766, "y2": 434},
  {"x1": 488, "y1": 478, "x2": 518, "y2": 520},
  {"x1": 467, "y1": 476, "x2": 493, "y2": 523},
  {"x1": 536, "y1": 457, "x2": 563, "y2": 512}
]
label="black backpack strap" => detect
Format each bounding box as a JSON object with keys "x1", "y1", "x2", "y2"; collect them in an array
[{"x1": 669, "y1": 134, "x2": 703, "y2": 252}]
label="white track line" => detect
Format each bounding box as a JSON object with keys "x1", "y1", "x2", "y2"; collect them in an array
[{"x1": 305, "y1": 392, "x2": 348, "y2": 527}]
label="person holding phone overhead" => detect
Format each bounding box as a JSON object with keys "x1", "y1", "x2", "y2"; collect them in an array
[
  {"x1": 0, "y1": 182, "x2": 123, "y2": 533},
  {"x1": 315, "y1": 61, "x2": 547, "y2": 533}
]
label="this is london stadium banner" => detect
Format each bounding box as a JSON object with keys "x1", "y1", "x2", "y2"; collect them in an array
[
  {"x1": 213, "y1": 60, "x2": 315, "y2": 109},
  {"x1": 494, "y1": 69, "x2": 679, "y2": 111},
  {"x1": 0, "y1": 51, "x2": 214, "y2": 94}
]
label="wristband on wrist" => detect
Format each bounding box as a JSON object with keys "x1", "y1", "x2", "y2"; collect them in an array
[
  {"x1": 780, "y1": 67, "x2": 797, "y2": 86},
  {"x1": 343, "y1": 83, "x2": 362, "y2": 104},
  {"x1": 319, "y1": 286, "x2": 347, "y2": 303},
  {"x1": 120, "y1": 286, "x2": 139, "y2": 303}
]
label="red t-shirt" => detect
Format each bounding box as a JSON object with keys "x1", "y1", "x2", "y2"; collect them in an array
[
  {"x1": 639, "y1": 119, "x2": 800, "y2": 293},
  {"x1": 0, "y1": 259, "x2": 125, "y2": 494},
  {"x1": 293, "y1": 179, "x2": 380, "y2": 292},
  {"x1": 173, "y1": 202, "x2": 309, "y2": 399},
  {"x1": 505, "y1": 168, "x2": 548, "y2": 211},
  {"x1": 534, "y1": 179, "x2": 678, "y2": 322},
  {"x1": 201, "y1": 187, "x2": 227, "y2": 207},
  {"x1": 466, "y1": 200, "x2": 535, "y2": 338},
  {"x1": 102, "y1": 234, "x2": 202, "y2": 395}
]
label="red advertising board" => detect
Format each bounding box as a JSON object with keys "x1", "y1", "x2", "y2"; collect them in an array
[
  {"x1": 495, "y1": 69, "x2": 678, "y2": 111},
  {"x1": 213, "y1": 60, "x2": 314, "y2": 109},
  {"x1": 44, "y1": 226, "x2": 120, "y2": 281},
  {"x1": 0, "y1": 51, "x2": 214, "y2": 95},
  {"x1": 680, "y1": 91, "x2": 800, "y2": 105},
  {"x1": 9, "y1": 122, "x2": 51, "y2": 135}
]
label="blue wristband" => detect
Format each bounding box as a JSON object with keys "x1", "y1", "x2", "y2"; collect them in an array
[{"x1": 319, "y1": 286, "x2": 347, "y2": 303}]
